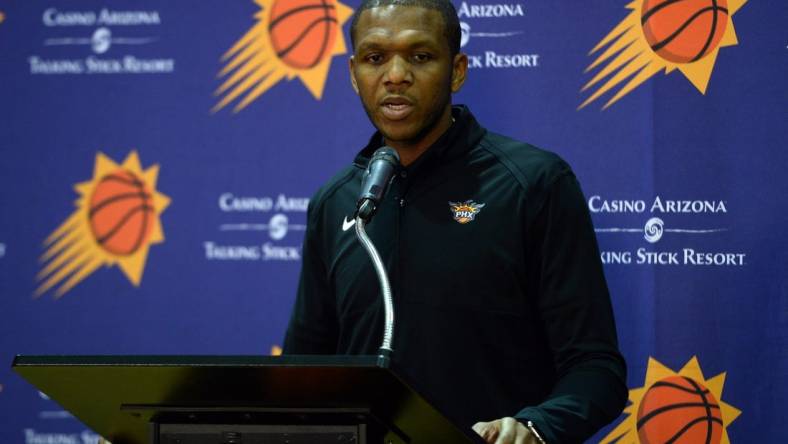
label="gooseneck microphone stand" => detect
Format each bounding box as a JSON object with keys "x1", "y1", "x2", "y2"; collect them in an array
[
  {"x1": 355, "y1": 200, "x2": 395, "y2": 368},
  {"x1": 353, "y1": 146, "x2": 400, "y2": 368}
]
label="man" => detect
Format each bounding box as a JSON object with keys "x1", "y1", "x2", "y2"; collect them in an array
[{"x1": 283, "y1": 0, "x2": 627, "y2": 442}]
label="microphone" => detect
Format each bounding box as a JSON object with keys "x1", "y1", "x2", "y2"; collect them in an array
[{"x1": 356, "y1": 146, "x2": 400, "y2": 221}]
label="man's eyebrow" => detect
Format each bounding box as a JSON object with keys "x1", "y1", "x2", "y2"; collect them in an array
[
  {"x1": 356, "y1": 38, "x2": 440, "y2": 51},
  {"x1": 356, "y1": 41, "x2": 384, "y2": 52}
]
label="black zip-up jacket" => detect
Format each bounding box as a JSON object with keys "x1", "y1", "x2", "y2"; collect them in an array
[{"x1": 284, "y1": 106, "x2": 627, "y2": 443}]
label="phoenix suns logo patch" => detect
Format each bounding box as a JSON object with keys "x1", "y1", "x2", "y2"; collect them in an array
[{"x1": 449, "y1": 200, "x2": 485, "y2": 224}]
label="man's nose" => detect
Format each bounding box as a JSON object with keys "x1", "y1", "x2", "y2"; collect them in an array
[{"x1": 384, "y1": 55, "x2": 412, "y2": 86}]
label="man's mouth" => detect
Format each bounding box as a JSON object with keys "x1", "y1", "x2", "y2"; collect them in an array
[{"x1": 380, "y1": 96, "x2": 414, "y2": 121}]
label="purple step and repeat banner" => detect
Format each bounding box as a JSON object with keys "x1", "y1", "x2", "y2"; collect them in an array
[{"x1": 1, "y1": 0, "x2": 786, "y2": 442}]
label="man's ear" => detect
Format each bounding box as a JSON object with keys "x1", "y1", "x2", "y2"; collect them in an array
[
  {"x1": 349, "y1": 56, "x2": 360, "y2": 95},
  {"x1": 451, "y1": 53, "x2": 468, "y2": 93}
]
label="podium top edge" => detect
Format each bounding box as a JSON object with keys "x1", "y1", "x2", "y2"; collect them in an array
[{"x1": 12, "y1": 354, "x2": 382, "y2": 368}]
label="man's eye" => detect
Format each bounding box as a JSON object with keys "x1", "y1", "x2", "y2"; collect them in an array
[
  {"x1": 365, "y1": 54, "x2": 383, "y2": 63},
  {"x1": 413, "y1": 53, "x2": 432, "y2": 63}
]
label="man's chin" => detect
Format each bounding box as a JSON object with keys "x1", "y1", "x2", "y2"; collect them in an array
[{"x1": 376, "y1": 126, "x2": 419, "y2": 147}]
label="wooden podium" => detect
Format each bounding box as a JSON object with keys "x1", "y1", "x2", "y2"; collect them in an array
[{"x1": 12, "y1": 355, "x2": 484, "y2": 444}]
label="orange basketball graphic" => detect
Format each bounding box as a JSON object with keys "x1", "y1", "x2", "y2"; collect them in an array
[
  {"x1": 637, "y1": 375, "x2": 723, "y2": 444},
  {"x1": 268, "y1": 0, "x2": 339, "y2": 69},
  {"x1": 641, "y1": 0, "x2": 729, "y2": 63},
  {"x1": 88, "y1": 169, "x2": 154, "y2": 256},
  {"x1": 36, "y1": 151, "x2": 169, "y2": 298}
]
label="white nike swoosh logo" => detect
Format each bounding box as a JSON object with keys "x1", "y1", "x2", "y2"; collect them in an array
[{"x1": 342, "y1": 216, "x2": 356, "y2": 232}]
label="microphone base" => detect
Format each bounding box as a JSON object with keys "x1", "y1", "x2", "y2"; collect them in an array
[{"x1": 376, "y1": 348, "x2": 393, "y2": 369}]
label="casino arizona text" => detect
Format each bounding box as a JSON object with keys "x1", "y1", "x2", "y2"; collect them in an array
[
  {"x1": 219, "y1": 193, "x2": 309, "y2": 212},
  {"x1": 43, "y1": 8, "x2": 160, "y2": 27},
  {"x1": 588, "y1": 196, "x2": 727, "y2": 214}
]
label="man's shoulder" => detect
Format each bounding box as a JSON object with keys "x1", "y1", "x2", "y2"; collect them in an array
[
  {"x1": 307, "y1": 164, "x2": 359, "y2": 220},
  {"x1": 475, "y1": 131, "x2": 573, "y2": 192}
]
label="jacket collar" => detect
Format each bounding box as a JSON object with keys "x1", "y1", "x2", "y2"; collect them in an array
[{"x1": 353, "y1": 105, "x2": 486, "y2": 178}]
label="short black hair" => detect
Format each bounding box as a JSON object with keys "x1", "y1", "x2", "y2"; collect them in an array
[{"x1": 349, "y1": 0, "x2": 461, "y2": 57}]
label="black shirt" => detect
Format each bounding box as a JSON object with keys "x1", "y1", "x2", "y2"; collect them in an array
[{"x1": 284, "y1": 106, "x2": 627, "y2": 443}]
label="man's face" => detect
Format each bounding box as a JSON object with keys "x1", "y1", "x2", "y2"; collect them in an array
[{"x1": 350, "y1": 6, "x2": 467, "y2": 150}]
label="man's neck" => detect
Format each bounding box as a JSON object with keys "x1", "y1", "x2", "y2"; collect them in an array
[{"x1": 384, "y1": 107, "x2": 453, "y2": 167}]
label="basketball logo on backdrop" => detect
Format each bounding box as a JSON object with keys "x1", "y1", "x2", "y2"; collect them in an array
[
  {"x1": 580, "y1": 0, "x2": 747, "y2": 110},
  {"x1": 36, "y1": 151, "x2": 170, "y2": 298},
  {"x1": 213, "y1": 0, "x2": 353, "y2": 113},
  {"x1": 600, "y1": 356, "x2": 741, "y2": 444}
]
